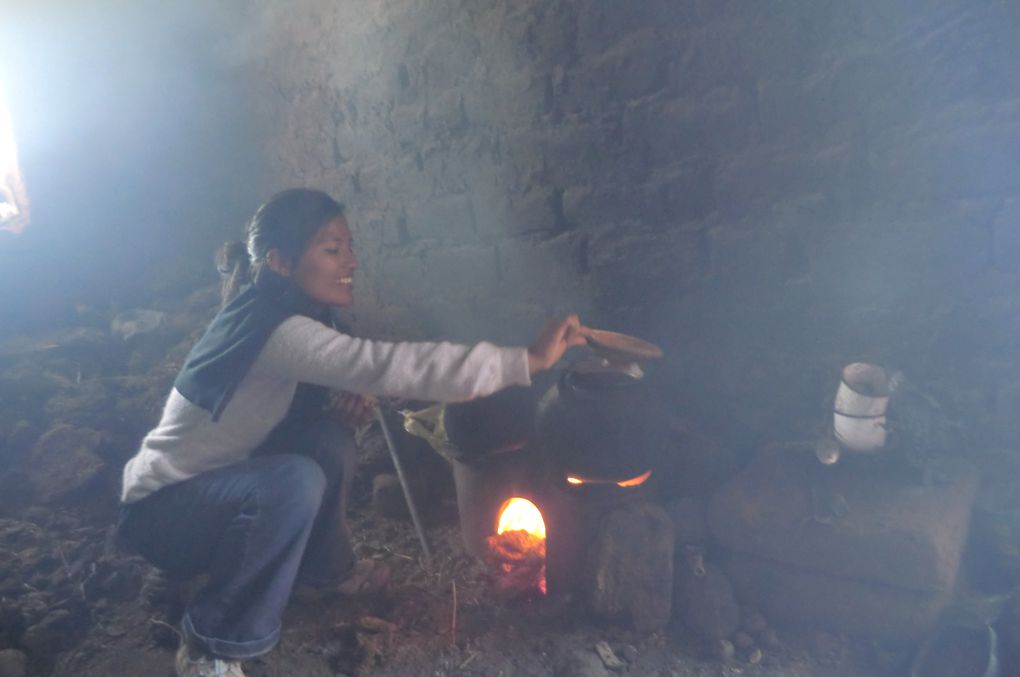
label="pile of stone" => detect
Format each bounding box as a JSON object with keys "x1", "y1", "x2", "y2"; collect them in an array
[
  {"x1": 0, "y1": 287, "x2": 218, "y2": 516},
  {"x1": 0, "y1": 286, "x2": 220, "y2": 668},
  {"x1": 0, "y1": 510, "x2": 146, "y2": 673}
]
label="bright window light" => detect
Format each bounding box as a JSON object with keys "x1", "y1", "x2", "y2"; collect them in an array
[{"x1": 0, "y1": 77, "x2": 29, "y2": 234}]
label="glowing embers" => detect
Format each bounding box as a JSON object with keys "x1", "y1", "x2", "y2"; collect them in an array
[
  {"x1": 485, "y1": 497, "x2": 547, "y2": 596},
  {"x1": 0, "y1": 80, "x2": 29, "y2": 234},
  {"x1": 565, "y1": 469, "x2": 652, "y2": 488}
]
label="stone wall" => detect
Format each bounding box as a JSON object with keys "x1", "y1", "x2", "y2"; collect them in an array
[{"x1": 247, "y1": 0, "x2": 1020, "y2": 451}]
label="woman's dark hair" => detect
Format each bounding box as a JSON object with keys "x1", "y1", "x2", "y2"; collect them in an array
[{"x1": 216, "y1": 189, "x2": 345, "y2": 304}]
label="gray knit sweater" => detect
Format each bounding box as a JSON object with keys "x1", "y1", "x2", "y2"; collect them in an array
[{"x1": 121, "y1": 315, "x2": 531, "y2": 503}]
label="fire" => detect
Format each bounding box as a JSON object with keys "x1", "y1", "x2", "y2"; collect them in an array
[
  {"x1": 617, "y1": 469, "x2": 652, "y2": 487},
  {"x1": 486, "y1": 497, "x2": 547, "y2": 596},
  {"x1": 496, "y1": 497, "x2": 546, "y2": 539},
  {"x1": 564, "y1": 469, "x2": 653, "y2": 487}
]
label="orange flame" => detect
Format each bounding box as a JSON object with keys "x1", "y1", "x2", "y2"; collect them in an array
[
  {"x1": 496, "y1": 497, "x2": 546, "y2": 539},
  {"x1": 488, "y1": 497, "x2": 547, "y2": 595},
  {"x1": 617, "y1": 469, "x2": 652, "y2": 487},
  {"x1": 564, "y1": 469, "x2": 653, "y2": 487}
]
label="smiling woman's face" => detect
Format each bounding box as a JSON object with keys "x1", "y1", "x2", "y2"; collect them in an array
[{"x1": 285, "y1": 216, "x2": 358, "y2": 307}]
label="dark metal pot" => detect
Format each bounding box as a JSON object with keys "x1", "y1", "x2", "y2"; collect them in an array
[{"x1": 534, "y1": 359, "x2": 656, "y2": 489}]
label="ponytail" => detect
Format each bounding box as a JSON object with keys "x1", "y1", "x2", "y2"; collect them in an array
[{"x1": 216, "y1": 240, "x2": 251, "y2": 306}]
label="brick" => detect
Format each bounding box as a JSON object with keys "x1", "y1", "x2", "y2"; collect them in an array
[
  {"x1": 622, "y1": 88, "x2": 757, "y2": 163},
  {"x1": 506, "y1": 185, "x2": 566, "y2": 235},
  {"x1": 424, "y1": 89, "x2": 469, "y2": 136},
  {"x1": 497, "y1": 234, "x2": 592, "y2": 311},
  {"x1": 420, "y1": 25, "x2": 483, "y2": 92},
  {"x1": 715, "y1": 145, "x2": 867, "y2": 220},
  {"x1": 562, "y1": 176, "x2": 682, "y2": 230},
  {"x1": 461, "y1": 75, "x2": 545, "y2": 129},
  {"x1": 372, "y1": 254, "x2": 428, "y2": 307},
  {"x1": 389, "y1": 102, "x2": 427, "y2": 146},
  {"x1": 872, "y1": 123, "x2": 1020, "y2": 200},
  {"x1": 405, "y1": 193, "x2": 476, "y2": 242},
  {"x1": 588, "y1": 224, "x2": 706, "y2": 309},
  {"x1": 708, "y1": 452, "x2": 978, "y2": 593},
  {"x1": 579, "y1": 31, "x2": 672, "y2": 103},
  {"x1": 504, "y1": 123, "x2": 632, "y2": 188},
  {"x1": 419, "y1": 245, "x2": 500, "y2": 300}
]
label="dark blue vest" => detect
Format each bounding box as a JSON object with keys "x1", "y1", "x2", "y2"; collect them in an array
[{"x1": 174, "y1": 275, "x2": 331, "y2": 421}]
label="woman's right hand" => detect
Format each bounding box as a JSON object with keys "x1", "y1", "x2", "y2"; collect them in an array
[
  {"x1": 527, "y1": 314, "x2": 591, "y2": 374},
  {"x1": 326, "y1": 391, "x2": 378, "y2": 428}
]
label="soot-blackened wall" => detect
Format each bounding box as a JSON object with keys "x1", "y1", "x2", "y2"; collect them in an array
[{"x1": 251, "y1": 1, "x2": 1020, "y2": 450}]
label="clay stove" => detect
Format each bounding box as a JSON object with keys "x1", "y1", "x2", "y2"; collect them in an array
[{"x1": 444, "y1": 351, "x2": 660, "y2": 596}]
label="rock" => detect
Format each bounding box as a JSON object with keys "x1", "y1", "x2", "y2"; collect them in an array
[
  {"x1": 25, "y1": 425, "x2": 105, "y2": 503},
  {"x1": 721, "y1": 549, "x2": 953, "y2": 641},
  {"x1": 44, "y1": 380, "x2": 114, "y2": 427},
  {"x1": 19, "y1": 608, "x2": 80, "y2": 656},
  {"x1": 732, "y1": 631, "x2": 755, "y2": 650},
  {"x1": 372, "y1": 474, "x2": 409, "y2": 520},
  {"x1": 812, "y1": 630, "x2": 848, "y2": 665},
  {"x1": 0, "y1": 471, "x2": 33, "y2": 513},
  {"x1": 586, "y1": 502, "x2": 674, "y2": 632},
  {"x1": 664, "y1": 496, "x2": 706, "y2": 545},
  {"x1": 110, "y1": 309, "x2": 167, "y2": 343},
  {"x1": 82, "y1": 556, "x2": 143, "y2": 602},
  {"x1": 594, "y1": 641, "x2": 624, "y2": 670},
  {"x1": 673, "y1": 545, "x2": 740, "y2": 641},
  {"x1": 555, "y1": 648, "x2": 612, "y2": 677},
  {"x1": 708, "y1": 452, "x2": 978, "y2": 640},
  {"x1": 0, "y1": 650, "x2": 27, "y2": 677},
  {"x1": 708, "y1": 452, "x2": 978, "y2": 592},
  {"x1": 5, "y1": 420, "x2": 39, "y2": 462},
  {"x1": 0, "y1": 600, "x2": 25, "y2": 646},
  {"x1": 54, "y1": 326, "x2": 108, "y2": 350},
  {"x1": 740, "y1": 607, "x2": 768, "y2": 636},
  {"x1": 715, "y1": 638, "x2": 736, "y2": 662},
  {"x1": 760, "y1": 628, "x2": 782, "y2": 649}
]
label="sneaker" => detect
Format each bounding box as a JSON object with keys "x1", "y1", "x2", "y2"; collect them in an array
[{"x1": 175, "y1": 643, "x2": 246, "y2": 677}]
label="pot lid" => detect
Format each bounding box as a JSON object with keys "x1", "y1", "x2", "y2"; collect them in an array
[{"x1": 586, "y1": 329, "x2": 663, "y2": 364}]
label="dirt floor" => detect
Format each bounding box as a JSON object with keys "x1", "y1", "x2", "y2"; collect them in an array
[
  {"x1": 29, "y1": 483, "x2": 896, "y2": 677},
  {"x1": 0, "y1": 290, "x2": 954, "y2": 676}
]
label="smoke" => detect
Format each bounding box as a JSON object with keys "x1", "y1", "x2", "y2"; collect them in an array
[{"x1": 0, "y1": 0, "x2": 271, "y2": 333}]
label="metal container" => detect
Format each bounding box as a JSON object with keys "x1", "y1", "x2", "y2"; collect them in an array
[
  {"x1": 833, "y1": 362, "x2": 890, "y2": 453},
  {"x1": 535, "y1": 358, "x2": 655, "y2": 488}
]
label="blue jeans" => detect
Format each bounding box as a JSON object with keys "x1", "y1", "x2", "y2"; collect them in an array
[{"x1": 118, "y1": 418, "x2": 357, "y2": 659}]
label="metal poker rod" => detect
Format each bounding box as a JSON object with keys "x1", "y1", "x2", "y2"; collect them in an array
[{"x1": 374, "y1": 406, "x2": 433, "y2": 571}]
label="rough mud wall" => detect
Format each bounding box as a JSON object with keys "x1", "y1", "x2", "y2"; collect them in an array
[{"x1": 249, "y1": 0, "x2": 1020, "y2": 450}]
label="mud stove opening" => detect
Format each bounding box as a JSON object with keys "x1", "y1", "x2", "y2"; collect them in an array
[
  {"x1": 446, "y1": 357, "x2": 657, "y2": 598},
  {"x1": 453, "y1": 450, "x2": 653, "y2": 598}
]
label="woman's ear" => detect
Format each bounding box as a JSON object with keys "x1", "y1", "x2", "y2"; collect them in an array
[{"x1": 265, "y1": 249, "x2": 292, "y2": 277}]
